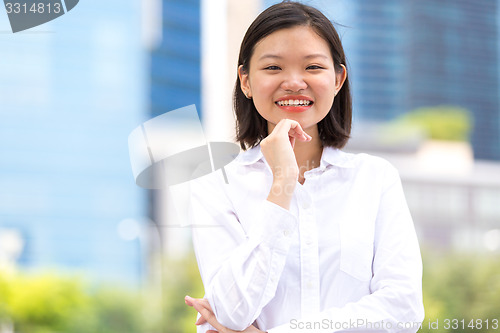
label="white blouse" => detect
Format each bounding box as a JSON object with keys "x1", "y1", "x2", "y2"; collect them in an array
[{"x1": 188, "y1": 145, "x2": 424, "y2": 333}]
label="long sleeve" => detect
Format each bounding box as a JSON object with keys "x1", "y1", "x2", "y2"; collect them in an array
[
  {"x1": 189, "y1": 171, "x2": 298, "y2": 330},
  {"x1": 268, "y1": 164, "x2": 424, "y2": 333}
]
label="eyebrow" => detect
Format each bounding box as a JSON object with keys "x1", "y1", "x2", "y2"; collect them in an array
[{"x1": 258, "y1": 53, "x2": 329, "y2": 61}]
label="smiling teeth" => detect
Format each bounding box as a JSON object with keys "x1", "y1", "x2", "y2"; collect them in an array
[{"x1": 277, "y1": 100, "x2": 311, "y2": 106}]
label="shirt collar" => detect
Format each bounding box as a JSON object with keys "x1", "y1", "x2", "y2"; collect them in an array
[
  {"x1": 236, "y1": 144, "x2": 356, "y2": 169},
  {"x1": 235, "y1": 145, "x2": 264, "y2": 165},
  {"x1": 320, "y1": 146, "x2": 356, "y2": 169}
]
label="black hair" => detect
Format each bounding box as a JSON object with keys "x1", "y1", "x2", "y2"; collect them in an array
[{"x1": 234, "y1": 1, "x2": 352, "y2": 150}]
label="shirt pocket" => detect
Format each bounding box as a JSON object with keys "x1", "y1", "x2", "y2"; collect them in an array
[{"x1": 340, "y1": 237, "x2": 374, "y2": 281}]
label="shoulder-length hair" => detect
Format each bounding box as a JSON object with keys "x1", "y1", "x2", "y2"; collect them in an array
[{"x1": 234, "y1": 1, "x2": 352, "y2": 150}]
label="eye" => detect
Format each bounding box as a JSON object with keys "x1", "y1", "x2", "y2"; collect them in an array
[
  {"x1": 264, "y1": 65, "x2": 281, "y2": 71},
  {"x1": 306, "y1": 65, "x2": 325, "y2": 70}
]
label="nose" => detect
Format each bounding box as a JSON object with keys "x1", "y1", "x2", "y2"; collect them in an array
[{"x1": 280, "y1": 70, "x2": 307, "y2": 92}]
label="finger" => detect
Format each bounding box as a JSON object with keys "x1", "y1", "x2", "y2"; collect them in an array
[
  {"x1": 200, "y1": 298, "x2": 213, "y2": 312},
  {"x1": 192, "y1": 303, "x2": 217, "y2": 327},
  {"x1": 191, "y1": 299, "x2": 212, "y2": 317},
  {"x1": 278, "y1": 119, "x2": 311, "y2": 141},
  {"x1": 186, "y1": 296, "x2": 214, "y2": 313},
  {"x1": 290, "y1": 125, "x2": 312, "y2": 141},
  {"x1": 184, "y1": 295, "x2": 194, "y2": 307},
  {"x1": 290, "y1": 129, "x2": 311, "y2": 142},
  {"x1": 186, "y1": 297, "x2": 215, "y2": 327},
  {"x1": 185, "y1": 296, "x2": 210, "y2": 307},
  {"x1": 191, "y1": 301, "x2": 226, "y2": 332},
  {"x1": 195, "y1": 315, "x2": 207, "y2": 325},
  {"x1": 207, "y1": 331, "x2": 219, "y2": 333}
]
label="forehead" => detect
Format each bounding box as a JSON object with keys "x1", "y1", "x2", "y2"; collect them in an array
[{"x1": 252, "y1": 25, "x2": 332, "y2": 61}]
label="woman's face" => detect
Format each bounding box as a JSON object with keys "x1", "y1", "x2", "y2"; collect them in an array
[{"x1": 239, "y1": 25, "x2": 346, "y2": 134}]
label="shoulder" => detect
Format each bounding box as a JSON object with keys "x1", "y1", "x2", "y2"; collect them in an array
[
  {"x1": 353, "y1": 152, "x2": 395, "y2": 170},
  {"x1": 331, "y1": 150, "x2": 402, "y2": 187},
  {"x1": 334, "y1": 149, "x2": 397, "y2": 172}
]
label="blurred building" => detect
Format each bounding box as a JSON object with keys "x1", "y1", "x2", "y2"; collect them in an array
[
  {"x1": 147, "y1": 0, "x2": 201, "y2": 259},
  {"x1": 212, "y1": 0, "x2": 500, "y2": 253},
  {"x1": 404, "y1": 0, "x2": 499, "y2": 160},
  {"x1": 264, "y1": 0, "x2": 500, "y2": 161},
  {"x1": 150, "y1": 0, "x2": 262, "y2": 258},
  {"x1": 150, "y1": 0, "x2": 201, "y2": 118},
  {"x1": 145, "y1": 0, "x2": 500, "y2": 257},
  {"x1": 307, "y1": 0, "x2": 500, "y2": 251},
  {"x1": 0, "y1": 1, "x2": 146, "y2": 285}
]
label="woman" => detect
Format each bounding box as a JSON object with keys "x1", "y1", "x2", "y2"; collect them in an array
[{"x1": 185, "y1": 2, "x2": 424, "y2": 332}]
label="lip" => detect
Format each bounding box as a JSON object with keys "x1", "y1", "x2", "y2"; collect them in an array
[{"x1": 275, "y1": 95, "x2": 314, "y2": 113}]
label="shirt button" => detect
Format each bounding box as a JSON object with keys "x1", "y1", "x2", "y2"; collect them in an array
[
  {"x1": 283, "y1": 229, "x2": 291, "y2": 237},
  {"x1": 301, "y1": 200, "x2": 311, "y2": 209},
  {"x1": 306, "y1": 281, "x2": 313, "y2": 289}
]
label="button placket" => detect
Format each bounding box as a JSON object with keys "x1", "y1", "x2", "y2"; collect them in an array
[{"x1": 297, "y1": 188, "x2": 321, "y2": 315}]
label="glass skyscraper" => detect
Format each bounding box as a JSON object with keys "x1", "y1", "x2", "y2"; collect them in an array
[
  {"x1": 404, "y1": 0, "x2": 499, "y2": 160},
  {"x1": 264, "y1": 0, "x2": 500, "y2": 160},
  {"x1": 0, "y1": 1, "x2": 146, "y2": 285},
  {"x1": 151, "y1": 0, "x2": 201, "y2": 118}
]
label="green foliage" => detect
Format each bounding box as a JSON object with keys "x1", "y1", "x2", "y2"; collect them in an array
[
  {"x1": 87, "y1": 286, "x2": 144, "y2": 333},
  {"x1": 158, "y1": 251, "x2": 500, "y2": 333},
  {"x1": 6, "y1": 251, "x2": 498, "y2": 333},
  {"x1": 0, "y1": 271, "x2": 145, "y2": 333},
  {"x1": 7, "y1": 273, "x2": 90, "y2": 332},
  {"x1": 420, "y1": 251, "x2": 500, "y2": 333},
  {"x1": 395, "y1": 106, "x2": 473, "y2": 141},
  {"x1": 161, "y1": 252, "x2": 205, "y2": 333},
  {"x1": 0, "y1": 273, "x2": 11, "y2": 322},
  {"x1": 0, "y1": 253, "x2": 204, "y2": 333}
]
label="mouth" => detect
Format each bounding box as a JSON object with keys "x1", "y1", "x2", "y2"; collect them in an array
[
  {"x1": 275, "y1": 96, "x2": 314, "y2": 112},
  {"x1": 275, "y1": 99, "x2": 313, "y2": 107}
]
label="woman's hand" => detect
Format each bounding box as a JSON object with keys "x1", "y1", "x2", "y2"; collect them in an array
[
  {"x1": 260, "y1": 119, "x2": 311, "y2": 210},
  {"x1": 260, "y1": 119, "x2": 311, "y2": 182},
  {"x1": 185, "y1": 296, "x2": 265, "y2": 333}
]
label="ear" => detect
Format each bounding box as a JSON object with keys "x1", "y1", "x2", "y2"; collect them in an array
[
  {"x1": 238, "y1": 65, "x2": 252, "y2": 98},
  {"x1": 335, "y1": 64, "x2": 347, "y2": 94}
]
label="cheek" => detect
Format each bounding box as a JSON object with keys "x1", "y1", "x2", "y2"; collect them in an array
[
  {"x1": 314, "y1": 77, "x2": 337, "y2": 102},
  {"x1": 317, "y1": 75, "x2": 337, "y2": 93},
  {"x1": 251, "y1": 75, "x2": 276, "y2": 98},
  {"x1": 250, "y1": 76, "x2": 279, "y2": 112}
]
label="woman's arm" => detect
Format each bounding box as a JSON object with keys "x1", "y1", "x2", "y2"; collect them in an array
[
  {"x1": 190, "y1": 119, "x2": 310, "y2": 330},
  {"x1": 185, "y1": 296, "x2": 265, "y2": 333},
  {"x1": 190, "y1": 175, "x2": 297, "y2": 330},
  {"x1": 266, "y1": 164, "x2": 424, "y2": 333},
  {"x1": 261, "y1": 119, "x2": 311, "y2": 210}
]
